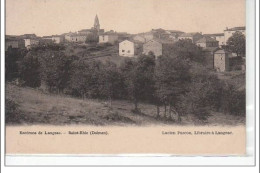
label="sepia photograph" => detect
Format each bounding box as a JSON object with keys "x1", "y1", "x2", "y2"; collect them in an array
[{"x1": 4, "y1": 0, "x2": 250, "y2": 158}]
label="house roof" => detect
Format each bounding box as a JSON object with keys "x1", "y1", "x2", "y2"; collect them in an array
[
  {"x1": 42, "y1": 36, "x2": 52, "y2": 39},
  {"x1": 224, "y1": 26, "x2": 246, "y2": 31},
  {"x1": 151, "y1": 28, "x2": 165, "y2": 33},
  {"x1": 100, "y1": 31, "x2": 118, "y2": 36},
  {"x1": 78, "y1": 29, "x2": 93, "y2": 32},
  {"x1": 100, "y1": 33, "x2": 118, "y2": 36},
  {"x1": 66, "y1": 33, "x2": 87, "y2": 37},
  {"x1": 202, "y1": 47, "x2": 219, "y2": 52},
  {"x1": 204, "y1": 33, "x2": 224, "y2": 37},
  {"x1": 146, "y1": 38, "x2": 174, "y2": 44},
  {"x1": 6, "y1": 38, "x2": 19, "y2": 42},
  {"x1": 179, "y1": 32, "x2": 202, "y2": 37},
  {"x1": 196, "y1": 36, "x2": 218, "y2": 43},
  {"x1": 119, "y1": 40, "x2": 134, "y2": 44},
  {"x1": 214, "y1": 49, "x2": 230, "y2": 54},
  {"x1": 166, "y1": 30, "x2": 184, "y2": 34}
]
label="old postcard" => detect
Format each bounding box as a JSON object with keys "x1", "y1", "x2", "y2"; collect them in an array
[{"x1": 5, "y1": 0, "x2": 249, "y2": 162}]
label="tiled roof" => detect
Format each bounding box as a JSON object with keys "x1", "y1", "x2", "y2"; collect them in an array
[
  {"x1": 196, "y1": 36, "x2": 218, "y2": 43},
  {"x1": 224, "y1": 26, "x2": 245, "y2": 31},
  {"x1": 202, "y1": 47, "x2": 219, "y2": 52},
  {"x1": 214, "y1": 49, "x2": 231, "y2": 54},
  {"x1": 166, "y1": 30, "x2": 184, "y2": 34},
  {"x1": 78, "y1": 29, "x2": 93, "y2": 32},
  {"x1": 204, "y1": 33, "x2": 224, "y2": 37},
  {"x1": 179, "y1": 32, "x2": 202, "y2": 37},
  {"x1": 146, "y1": 38, "x2": 174, "y2": 45}
]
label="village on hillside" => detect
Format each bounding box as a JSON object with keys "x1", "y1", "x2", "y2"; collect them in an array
[
  {"x1": 5, "y1": 15, "x2": 246, "y2": 126},
  {"x1": 6, "y1": 15, "x2": 246, "y2": 72}
]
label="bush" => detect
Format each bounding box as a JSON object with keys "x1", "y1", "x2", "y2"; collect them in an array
[
  {"x1": 220, "y1": 87, "x2": 245, "y2": 116},
  {"x1": 103, "y1": 111, "x2": 134, "y2": 123},
  {"x1": 5, "y1": 99, "x2": 21, "y2": 123}
]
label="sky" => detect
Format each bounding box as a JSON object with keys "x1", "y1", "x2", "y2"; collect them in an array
[{"x1": 6, "y1": 0, "x2": 245, "y2": 36}]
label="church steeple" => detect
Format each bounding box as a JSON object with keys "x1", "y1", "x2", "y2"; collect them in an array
[{"x1": 94, "y1": 14, "x2": 100, "y2": 31}]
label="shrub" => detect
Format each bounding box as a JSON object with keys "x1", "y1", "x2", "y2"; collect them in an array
[
  {"x1": 220, "y1": 87, "x2": 245, "y2": 116},
  {"x1": 5, "y1": 99, "x2": 21, "y2": 123}
]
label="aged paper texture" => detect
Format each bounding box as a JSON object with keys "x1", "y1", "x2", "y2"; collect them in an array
[{"x1": 5, "y1": 0, "x2": 246, "y2": 155}]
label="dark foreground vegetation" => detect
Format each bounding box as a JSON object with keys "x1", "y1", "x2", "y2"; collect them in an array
[{"x1": 5, "y1": 40, "x2": 245, "y2": 125}]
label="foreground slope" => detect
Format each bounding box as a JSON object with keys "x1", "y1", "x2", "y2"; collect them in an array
[{"x1": 6, "y1": 84, "x2": 245, "y2": 126}]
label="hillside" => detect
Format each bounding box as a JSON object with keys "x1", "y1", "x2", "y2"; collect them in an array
[
  {"x1": 63, "y1": 43, "x2": 133, "y2": 66},
  {"x1": 6, "y1": 84, "x2": 245, "y2": 126},
  {"x1": 216, "y1": 70, "x2": 245, "y2": 91}
]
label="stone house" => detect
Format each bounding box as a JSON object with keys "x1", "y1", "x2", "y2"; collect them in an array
[
  {"x1": 5, "y1": 39, "x2": 19, "y2": 51},
  {"x1": 143, "y1": 32, "x2": 154, "y2": 42},
  {"x1": 178, "y1": 32, "x2": 203, "y2": 43},
  {"x1": 65, "y1": 33, "x2": 87, "y2": 43},
  {"x1": 143, "y1": 39, "x2": 163, "y2": 58},
  {"x1": 24, "y1": 38, "x2": 39, "y2": 49},
  {"x1": 133, "y1": 35, "x2": 146, "y2": 43},
  {"x1": 40, "y1": 36, "x2": 53, "y2": 45},
  {"x1": 202, "y1": 47, "x2": 219, "y2": 69},
  {"x1": 196, "y1": 36, "x2": 219, "y2": 48},
  {"x1": 5, "y1": 40, "x2": 19, "y2": 51},
  {"x1": 119, "y1": 40, "x2": 135, "y2": 57},
  {"x1": 5, "y1": 35, "x2": 26, "y2": 50},
  {"x1": 117, "y1": 32, "x2": 130, "y2": 42},
  {"x1": 119, "y1": 40, "x2": 142, "y2": 57},
  {"x1": 99, "y1": 34, "x2": 118, "y2": 44},
  {"x1": 64, "y1": 32, "x2": 76, "y2": 42},
  {"x1": 52, "y1": 36, "x2": 65, "y2": 44},
  {"x1": 224, "y1": 26, "x2": 245, "y2": 45},
  {"x1": 142, "y1": 39, "x2": 174, "y2": 58},
  {"x1": 214, "y1": 49, "x2": 230, "y2": 72},
  {"x1": 166, "y1": 30, "x2": 184, "y2": 40},
  {"x1": 204, "y1": 33, "x2": 225, "y2": 47}
]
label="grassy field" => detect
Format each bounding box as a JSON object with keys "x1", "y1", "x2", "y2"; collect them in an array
[
  {"x1": 6, "y1": 83, "x2": 245, "y2": 126},
  {"x1": 62, "y1": 43, "x2": 136, "y2": 66}
]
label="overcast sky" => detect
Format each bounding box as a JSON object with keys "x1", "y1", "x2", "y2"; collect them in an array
[{"x1": 6, "y1": 0, "x2": 245, "y2": 36}]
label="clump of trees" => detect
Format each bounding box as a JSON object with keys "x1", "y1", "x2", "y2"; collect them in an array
[
  {"x1": 17, "y1": 51, "x2": 41, "y2": 87},
  {"x1": 6, "y1": 47, "x2": 27, "y2": 81},
  {"x1": 6, "y1": 39, "x2": 245, "y2": 123},
  {"x1": 121, "y1": 53, "x2": 156, "y2": 112}
]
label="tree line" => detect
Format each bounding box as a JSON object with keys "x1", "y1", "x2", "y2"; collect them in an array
[{"x1": 5, "y1": 39, "x2": 245, "y2": 122}]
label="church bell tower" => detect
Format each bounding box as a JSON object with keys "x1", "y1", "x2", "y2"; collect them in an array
[{"x1": 94, "y1": 15, "x2": 100, "y2": 31}]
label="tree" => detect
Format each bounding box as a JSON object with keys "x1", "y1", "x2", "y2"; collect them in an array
[
  {"x1": 6, "y1": 48, "x2": 27, "y2": 81},
  {"x1": 163, "y1": 39, "x2": 204, "y2": 63},
  {"x1": 226, "y1": 31, "x2": 246, "y2": 57},
  {"x1": 155, "y1": 56, "x2": 191, "y2": 121},
  {"x1": 69, "y1": 59, "x2": 102, "y2": 99},
  {"x1": 39, "y1": 51, "x2": 73, "y2": 93},
  {"x1": 121, "y1": 54, "x2": 156, "y2": 112},
  {"x1": 17, "y1": 52, "x2": 41, "y2": 88},
  {"x1": 185, "y1": 64, "x2": 222, "y2": 120},
  {"x1": 98, "y1": 61, "x2": 125, "y2": 106}
]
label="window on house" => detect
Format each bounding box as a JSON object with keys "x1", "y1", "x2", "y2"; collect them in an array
[
  {"x1": 122, "y1": 50, "x2": 125, "y2": 52},
  {"x1": 127, "y1": 50, "x2": 130, "y2": 53}
]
